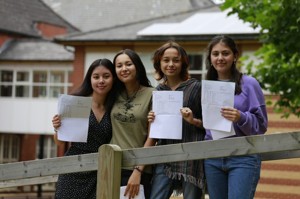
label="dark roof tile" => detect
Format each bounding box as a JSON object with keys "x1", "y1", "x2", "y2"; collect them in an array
[
  {"x1": 0, "y1": 0, "x2": 78, "y2": 37},
  {"x1": 0, "y1": 39, "x2": 74, "y2": 61}
]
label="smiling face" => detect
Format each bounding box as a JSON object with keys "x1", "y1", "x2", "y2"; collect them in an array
[
  {"x1": 114, "y1": 54, "x2": 137, "y2": 84},
  {"x1": 210, "y1": 42, "x2": 236, "y2": 80},
  {"x1": 91, "y1": 65, "x2": 114, "y2": 96},
  {"x1": 160, "y1": 47, "x2": 182, "y2": 79}
]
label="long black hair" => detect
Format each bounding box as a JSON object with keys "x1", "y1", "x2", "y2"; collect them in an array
[
  {"x1": 205, "y1": 35, "x2": 243, "y2": 95},
  {"x1": 113, "y1": 49, "x2": 152, "y2": 91},
  {"x1": 71, "y1": 58, "x2": 119, "y2": 112}
]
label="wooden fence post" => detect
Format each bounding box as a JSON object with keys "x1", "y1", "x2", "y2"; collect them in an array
[{"x1": 97, "y1": 144, "x2": 122, "y2": 199}]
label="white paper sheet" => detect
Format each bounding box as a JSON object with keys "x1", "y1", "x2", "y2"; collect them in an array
[
  {"x1": 120, "y1": 185, "x2": 145, "y2": 199},
  {"x1": 57, "y1": 94, "x2": 92, "y2": 142},
  {"x1": 201, "y1": 80, "x2": 236, "y2": 139},
  {"x1": 210, "y1": 124, "x2": 236, "y2": 140},
  {"x1": 149, "y1": 91, "x2": 183, "y2": 139}
]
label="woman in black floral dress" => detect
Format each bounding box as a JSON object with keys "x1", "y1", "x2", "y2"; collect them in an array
[{"x1": 52, "y1": 58, "x2": 119, "y2": 199}]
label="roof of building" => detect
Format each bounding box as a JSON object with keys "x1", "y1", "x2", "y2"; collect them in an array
[
  {"x1": 137, "y1": 11, "x2": 260, "y2": 36},
  {"x1": 0, "y1": 39, "x2": 74, "y2": 61},
  {"x1": 42, "y1": 0, "x2": 216, "y2": 32},
  {"x1": 54, "y1": 6, "x2": 259, "y2": 43},
  {"x1": 0, "y1": 0, "x2": 78, "y2": 37}
]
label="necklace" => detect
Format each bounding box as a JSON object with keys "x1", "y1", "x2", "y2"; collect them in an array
[{"x1": 124, "y1": 85, "x2": 140, "y2": 111}]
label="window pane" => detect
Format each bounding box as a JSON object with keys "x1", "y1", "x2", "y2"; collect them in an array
[
  {"x1": 1, "y1": 135, "x2": 20, "y2": 163},
  {"x1": 17, "y1": 71, "x2": 29, "y2": 81},
  {"x1": 3, "y1": 136, "x2": 9, "y2": 159},
  {"x1": 0, "y1": 70, "x2": 13, "y2": 82},
  {"x1": 67, "y1": 86, "x2": 73, "y2": 94},
  {"x1": 33, "y1": 86, "x2": 47, "y2": 98},
  {"x1": 47, "y1": 137, "x2": 57, "y2": 158},
  {"x1": 50, "y1": 71, "x2": 65, "y2": 83},
  {"x1": 68, "y1": 71, "x2": 72, "y2": 82},
  {"x1": 0, "y1": 85, "x2": 12, "y2": 96},
  {"x1": 33, "y1": 71, "x2": 47, "y2": 83},
  {"x1": 50, "y1": 86, "x2": 64, "y2": 98},
  {"x1": 16, "y1": 85, "x2": 30, "y2": 97},
  {"x1": 11, "y1": 136, "x2": 20, "y2": 159},
  {"x1": 188, "y1": 55, "x2": 203, "y2": 70},
  {"x1": 36, "y1": 136, "x2": 57, "y2": 159}
]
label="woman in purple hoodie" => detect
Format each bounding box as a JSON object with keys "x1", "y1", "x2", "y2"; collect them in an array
[{"x1": 204, "y1": 35, "x2": 268, "y2": 199}]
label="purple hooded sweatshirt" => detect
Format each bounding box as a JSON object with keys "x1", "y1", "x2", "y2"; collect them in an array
[{"x1": 205, "y1": 75, "x2": 268, "y2": 140}]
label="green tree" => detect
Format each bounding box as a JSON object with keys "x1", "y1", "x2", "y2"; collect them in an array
[{"x1": 221, "y1": 0, "x2": 300, "y2": 117}]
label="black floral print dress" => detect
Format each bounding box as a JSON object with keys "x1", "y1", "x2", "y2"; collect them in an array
[{"x1": 55, "y1": 111, "x2": 112, "y2": 199}]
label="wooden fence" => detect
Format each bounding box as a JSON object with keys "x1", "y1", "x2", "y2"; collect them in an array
[{"x1": 0, "y1": 131, "x2": 300, "y2": 199}]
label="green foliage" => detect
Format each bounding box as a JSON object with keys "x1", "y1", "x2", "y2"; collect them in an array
[{"x1": 222, "y1": 0, "x2": 300, "y2": 117}]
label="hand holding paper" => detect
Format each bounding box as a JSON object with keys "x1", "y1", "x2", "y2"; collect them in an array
[
  {"x1": 120, "y1": 185, "x2": 145, "y2": 199},
  {"x1": 201, "y1": 80, "x2": 236, "y2": 139},
  {"x1": 56, "y1": 94, "x2": 92, "y2": 142},
  {"x1": 149, "y1": 91, "x2": 183, "y2": 139}
]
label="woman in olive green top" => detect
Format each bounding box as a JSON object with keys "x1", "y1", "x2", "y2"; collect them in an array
[{"x1": 111, "y1": 49, "x2": 156, "y2": 199}]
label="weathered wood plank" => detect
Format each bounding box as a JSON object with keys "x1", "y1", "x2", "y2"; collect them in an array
[
  {"x1": 0, "y1": 153, "x2": 98, "y2": 181},
  {"x1": 261, "y1": 149, "x2": 300, "y2": 161},
  {"x1": 0, "y1": 132, "x2": 300, "y2": 189},
  {"x1": 97, "y1": 144, "x2": 122, "y2": 199},
  {"x1": 0, "y1": 175, "x2": 58, "y2": 188},
  {"x1": 121, "y1": 132, "x2": 300, "y2": 166},
  {"x1": 2, "y1": 150, "x2": 300, "y2": 188}
]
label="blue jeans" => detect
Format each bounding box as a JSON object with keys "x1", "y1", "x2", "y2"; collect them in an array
[
  {"x1": 204, "y1": 154, "x2": 261, "y2": 199},
  {"x1": 150, "y1": 164, "x2": 203, "y2": 199}
]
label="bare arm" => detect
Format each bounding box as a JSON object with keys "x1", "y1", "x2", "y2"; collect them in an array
[{"x1": 124, "y1": 111, "x2": 157, "y2": 198}]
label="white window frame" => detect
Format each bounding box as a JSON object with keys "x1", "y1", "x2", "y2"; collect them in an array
[
  {"x1": 0, "y1": 68, "x2": 72, "y2": 98},
  {"x1": 35, "y1": 136, "x2": 57, "y2": 159},
  {"x1": 0, "y1": 134, "x2": 20, "y2": 163},
  {"x1": 188, "y1": 53, "x2": 207, "y2": 80}
]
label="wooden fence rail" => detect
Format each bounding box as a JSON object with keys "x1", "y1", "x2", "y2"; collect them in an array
[{"x1": 0, "y1": 131, "x2": 300, "y2": 198}]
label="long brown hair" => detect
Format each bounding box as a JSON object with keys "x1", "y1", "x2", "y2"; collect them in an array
[{"x1": 152, "y1": 41, "x2": 190, "y2": 82}]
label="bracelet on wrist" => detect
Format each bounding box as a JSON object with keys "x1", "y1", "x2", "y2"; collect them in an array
[{"x1": 134, "y1": 166, "x2": 142, "y2": 173}]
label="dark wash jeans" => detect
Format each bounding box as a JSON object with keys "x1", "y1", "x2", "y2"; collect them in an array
[{"x1": 205, "y1": 154, "x2": 261, "y2": 199}]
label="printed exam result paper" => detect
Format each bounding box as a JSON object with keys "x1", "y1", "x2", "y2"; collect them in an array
[
  {"x1": 57, "y1": 94, "x2": 92, "y2": 142},
  {"x1": 149, "y1": 91, "x2": 183, "y2": 139},
  {"x1": 120, "y1": 185, "x2": 145, "y2": 199},
  {"x1": 201, "y1": 80, "x2": 236, "y2": 140}
]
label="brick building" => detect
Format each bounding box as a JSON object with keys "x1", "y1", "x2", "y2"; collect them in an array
[
  {"x1": 0, "y1": 0, "x2": 77, "y2": 195},
  {"x1": 0, "y1": 0, "x2": 299, "y2": 198}
]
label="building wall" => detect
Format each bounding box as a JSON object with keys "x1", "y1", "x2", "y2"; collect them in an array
[
  {"x1": 20, "y1": 135, "x2": 39, "y2": 161},
  {"x1": 36, "y1": 22, "x2": 67, "y2": 39},
  {"x1": 255, "y1": 97, "x2": 300, "y2": 199},
  {"x1": 0, "y1": 61, "x2": 73, "y2": 135},
  {"x1": 0, "y1": 33, "x2": 14, "y2": 46}
]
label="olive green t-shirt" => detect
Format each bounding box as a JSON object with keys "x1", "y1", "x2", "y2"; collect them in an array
[{"x1": 110, "y1": 86, "x2": 154, "y2": 151}]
